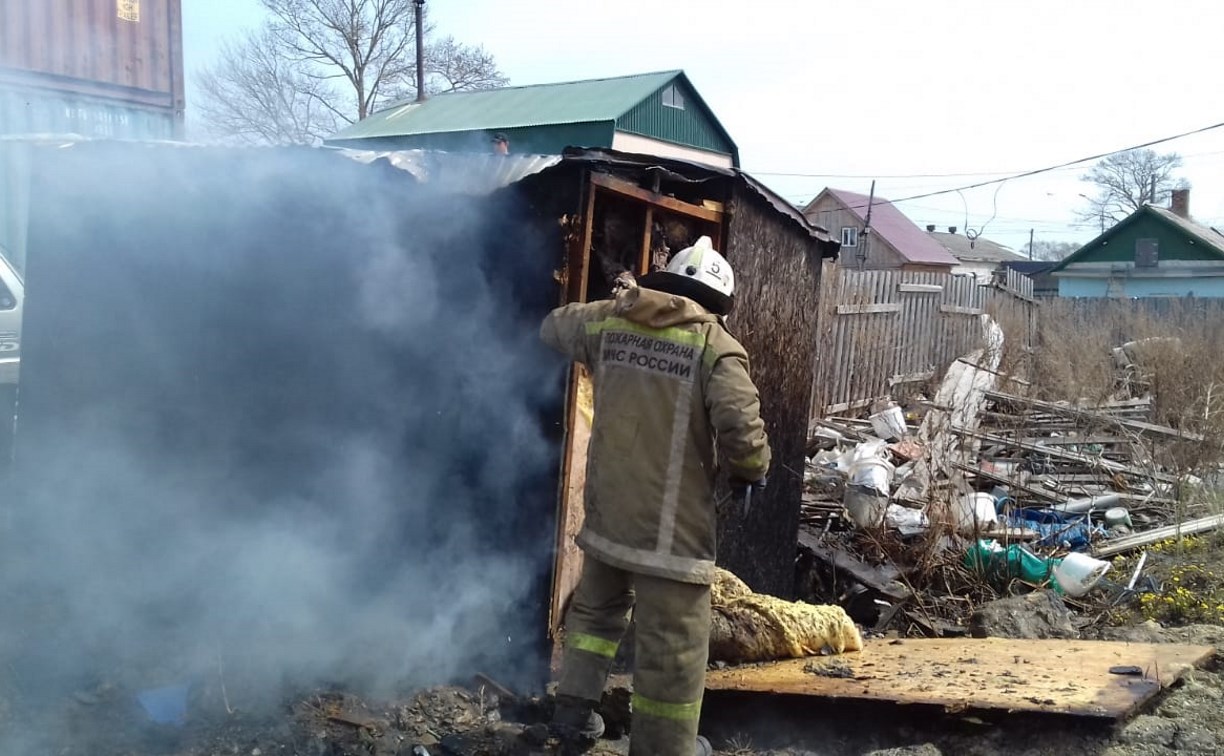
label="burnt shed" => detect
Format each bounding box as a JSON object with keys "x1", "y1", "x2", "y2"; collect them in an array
[{"x1": 497, "y1": 148, "x2": 838, "y2": 614}]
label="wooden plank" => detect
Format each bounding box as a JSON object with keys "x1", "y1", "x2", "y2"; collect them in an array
[
  {"x1": 589, "y1": 173, "x2": 723, "y2": 223},
  {"x1": 984, "y1": 390, "x2": 1204, "y2": 442},
  {"x1": 565, "y1": 182, "x2": 597, "y2": 304},
  {"x1": 638, "y1": 206, "x2": 654, "y2": 275},
  {"x1": 993, "y1": 280, "x2": 1038, "y2": 303},
  {"x1": 899, "y1": 283, "x2": 943, "y2": 293},
  {"x1": 837, "y1": 302, "x2": 902, "y2": 315},
  {"x1": 954, "y1": 428, "x2": 1181, "y2": 484},
  {"x1": 863, "y1": 270, "x2": 886, "y2": 404},
  {"x1": 798, "y1": 531, "x2": 911, "y2": 601},
  {"x1": 824, "y1": 397, "x2": 877, "y2": 415},
  {"x1": 705, "y1": 638, "x2": 1214, "y2": 721},
  {"x1": 889, "y1": 370, "x2": 936, "y2": 386},
  {"x1": 952, "y1": 461, "x2": 1062, "y2": 502}
]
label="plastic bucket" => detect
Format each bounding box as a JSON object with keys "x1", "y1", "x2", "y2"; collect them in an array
[
  {"x1": 1104, "y1": 507, "x2": 1133, "y2": 528},
  {"x1": 953, "y1": 493, "x2": 999, "y2": 534},
  {"x1": 868, "y1": 405, "x2": 907, "y2": 440},
  {"x1": 1053, "y1": 552, "x2": 1112, "y2": 597},
  {"x1": 844, "y1": 485, "x2": 889, "y2": 528}
]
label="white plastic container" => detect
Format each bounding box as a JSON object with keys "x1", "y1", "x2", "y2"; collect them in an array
[
  {"x1": 849, "y1": 457, "x2": 894, "y2": 495},
  {"x1": 1104, "y1": 507, "x2": 1133, "y2": 528},
  {"x1": 844, "y1": 486, "x2": 889, "y2": 528},
  {"x1": 869, "y1": 405, "x2": 907, "y2": 440},
  {"x1": 1053, "y1": 552, "x2": 1112, "y2": 597},
  {"x1": 953, "y1": 492, "x2": 999, "y2": 534}
]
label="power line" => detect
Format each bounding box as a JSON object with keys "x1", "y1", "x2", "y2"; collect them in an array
[{"x1": 753, "y1": 125, "x2": 1224, "y2": 190}]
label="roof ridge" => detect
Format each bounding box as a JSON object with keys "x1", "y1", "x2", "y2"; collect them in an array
[{"x1": 373, "y1": 70, "x2": 683, "y2": 114}]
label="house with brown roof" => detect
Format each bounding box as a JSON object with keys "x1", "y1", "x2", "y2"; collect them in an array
[
  {"x1": 926, "y1": 227, "x2": 1027, "y2": 281},
  {"x1": 802, "y1": 188, "x2": 959, "y2": 271}
]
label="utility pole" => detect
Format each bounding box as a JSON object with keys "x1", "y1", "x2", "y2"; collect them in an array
[
  {"x1": 414, "y1": 0, "x2": 426, "y2": 102},
  {"x1": 1028, "y1": 228, "x2": 1034, "y2": 260},
  {"x1": 858, "y1": 180, "x2": 875, "y2": 271}
]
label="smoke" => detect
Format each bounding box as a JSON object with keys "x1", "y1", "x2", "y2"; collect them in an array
[{"x1": 0, "y1": 143, "x2": 565, "y2": 748}]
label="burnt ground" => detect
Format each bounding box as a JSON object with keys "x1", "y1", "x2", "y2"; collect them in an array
[
  {"x1": 2, "y1": 632, "x2": 1221, "y2": 756},
  {"x1": 3, "y1": 542, "x2": 1224, "y2": 755}
]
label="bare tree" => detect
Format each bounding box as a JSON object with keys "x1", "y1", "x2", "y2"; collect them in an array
[
  {"x1": 1019, "y1": 239, "x2": 1079, "y2": 262},
  {"x1": 1078, "y1": 149, "x2": 1188, "y2": 229},
  {"x1": 196, "y1": 28, "x2": 340, "y2": 145},
  {"x1": 196, "y1": 0, "x2": 507, "y2": 145}
]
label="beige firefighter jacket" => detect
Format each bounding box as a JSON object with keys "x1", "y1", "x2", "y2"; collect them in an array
[{"x1": 541, "y1": 286, "x2": 771, "y2": 585}]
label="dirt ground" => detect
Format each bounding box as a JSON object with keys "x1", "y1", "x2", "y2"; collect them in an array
[{"x1": 4, "y1": 540, "x2": 1224, "y2": 755}]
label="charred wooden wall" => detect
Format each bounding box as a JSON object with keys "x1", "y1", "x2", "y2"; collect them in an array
[{"x1": 719, "y1": 187, "x2": 823, "y2": 597}]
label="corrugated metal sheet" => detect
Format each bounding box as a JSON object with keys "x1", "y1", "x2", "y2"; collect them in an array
[
  {"x1": 337, "y1": 148, "x2": 562, "y2": 195},
  {"x1": 333, "y1": 122, "x2": 613, "y2": 159},
  {"x1": 0, "y1": 0, "x2": 184, "y2": 112},
  {"x1": 566, "y1": 147, "x2": 836, "y2": 245},
  {"x1": 329, "y1": 71, "x2": 681, "y2": 142},
  {"x1": 0, "y1": 85, "x2": 180, "y2": 139}
]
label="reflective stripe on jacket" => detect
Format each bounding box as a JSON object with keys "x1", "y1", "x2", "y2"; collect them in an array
[{"x1": 541, "y1": 287, "x2": 771, "y2": 584}]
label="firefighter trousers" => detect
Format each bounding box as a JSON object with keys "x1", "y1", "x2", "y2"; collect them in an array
[{"x1": 557, "y1": 554, "x2": 711, "y2": 756}]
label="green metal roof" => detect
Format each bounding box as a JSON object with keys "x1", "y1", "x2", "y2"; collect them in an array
[
  {"x1": 1051, "y1": 205, "x2": 1224, "y2": 272},
  {"x1": 330, "y1": 70, "x2": 684, "y2": 142}
]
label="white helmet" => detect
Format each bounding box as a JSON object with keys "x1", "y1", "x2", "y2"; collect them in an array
[{"x1": 665, "y1": 236, "x2": 734, "y2": 298}]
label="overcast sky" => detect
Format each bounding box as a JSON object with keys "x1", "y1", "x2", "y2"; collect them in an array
[{"x1": 181, "y1": 0, "x2": 1224, "y2": 252}]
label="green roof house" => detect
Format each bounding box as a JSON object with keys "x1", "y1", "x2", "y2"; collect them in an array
[
  {"x1": 1052, "y1": 190, "x2": 1224, "y2": 298},
  {"x1": 326, "y1": 70, "x2": 739, "y2": 169}
]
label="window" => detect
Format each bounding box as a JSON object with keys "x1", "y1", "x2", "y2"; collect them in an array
[
  {"x1": 662, "y1": 84, "x2": 685, "y2": 110},
  {"x1": 1135, "y1": 238, "x2": 1159, "y2": 268},
  {"x1": 841, "y1": 227, "x2": 859, "y2": 247}
]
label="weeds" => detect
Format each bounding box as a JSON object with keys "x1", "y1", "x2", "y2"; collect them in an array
[{"x1": 1137, "y1": 564, "x2": 1224, "y2": 625}]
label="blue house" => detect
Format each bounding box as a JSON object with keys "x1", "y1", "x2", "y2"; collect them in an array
[{"x1": 1053, "y1": 190, "x2": 1224, "y2": 297}]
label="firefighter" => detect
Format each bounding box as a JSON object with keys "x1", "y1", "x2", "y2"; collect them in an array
[{"x1": 541, "y1": 235, "x2": 771, "y2": 755}]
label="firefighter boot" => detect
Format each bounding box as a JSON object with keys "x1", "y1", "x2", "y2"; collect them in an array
[{"x1": 550, "y1": 694, "x2": 606, "y2": 744}]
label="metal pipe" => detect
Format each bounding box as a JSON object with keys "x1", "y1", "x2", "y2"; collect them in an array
[
  {"x1": 1094, "y1": 513, "x2": 1224, "y2": 557},
  {"x1": 414, "y1": 0, "x2": 426, "y2": 102}
]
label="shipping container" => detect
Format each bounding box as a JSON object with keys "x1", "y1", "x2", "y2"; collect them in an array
[
  {"x1": 1, "y1": 85, "x2": 181, "y2": 273},
  {"x1": 0, "y1": 0, "x2": 184, "y2": 274},
  {"x1": 0, "y1": 0, "x2": 184, "y2": 115}
]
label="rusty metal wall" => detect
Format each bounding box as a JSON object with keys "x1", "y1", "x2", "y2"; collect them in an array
[{"x1": 0, "y1": 0, "x2": 184, "y2": 114}]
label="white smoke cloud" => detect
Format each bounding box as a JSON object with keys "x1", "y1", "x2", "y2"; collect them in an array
[{"x1": 0, "y1": 142, "x2": 564, "y2": 752}]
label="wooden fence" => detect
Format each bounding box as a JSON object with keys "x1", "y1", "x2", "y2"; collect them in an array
[{"x1": 810, "y1": 264, "x2": 1037, "y2": 417}]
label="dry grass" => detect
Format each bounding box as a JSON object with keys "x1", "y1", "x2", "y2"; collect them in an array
[{"x1": 1029, "y1": 299, "x2": 1224, "y2": 479}]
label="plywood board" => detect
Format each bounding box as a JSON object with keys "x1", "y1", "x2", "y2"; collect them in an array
[{"x1": 706, "y1": 638, "x2": 1214, "y2": 720}]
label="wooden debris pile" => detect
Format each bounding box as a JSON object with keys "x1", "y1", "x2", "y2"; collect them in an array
[
  {"x1": 797, "y1": 338, "x2": 1224, "y2": 636},
  {"x1": 806, "y1": 389, "x2": 1219, "y2": 554}
]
